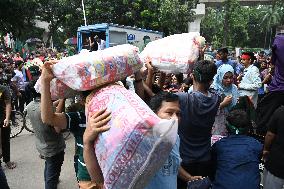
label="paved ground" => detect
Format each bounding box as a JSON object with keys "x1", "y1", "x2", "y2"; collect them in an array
[{"x1": 3, "y1": 130, "x2": 78, "y2": 189}]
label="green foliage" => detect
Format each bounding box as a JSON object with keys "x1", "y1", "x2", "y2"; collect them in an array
[
  {"x1": 158, "y1": 0, "x2": 195, "y2": 35},
  {"x1": 0, "y1": 0, "x2": 196, "y2": 47},
  {"x1": 0, "y1": 0, "x2": 39, "y2": 40},
  {"x1": 200, "y1": 0, "x2": 284, "y2": 49}
]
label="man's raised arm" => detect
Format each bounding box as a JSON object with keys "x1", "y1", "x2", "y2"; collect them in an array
[{"x1": 40, "y1": 62, "x2": 67, "y2": 130}]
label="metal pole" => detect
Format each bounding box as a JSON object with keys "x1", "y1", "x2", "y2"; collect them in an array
[
  {"x1": 82, "y1": 0, "x2": 92, "y2": 50},
  {"x1": 82, "y1": 0, "x2": 87, "y2": 26}
]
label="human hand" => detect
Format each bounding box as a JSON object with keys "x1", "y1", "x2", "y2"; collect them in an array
[
  {"x1": 145, "y1": 59, "x2": 154, "y2": 71},
  {"x1": 17, "y1": 92, "x2": 22, "y2": 97},
  {"x1": 237, "y1": 73, "x2": 243, "y2": 81},
  {"x1": 188, "y1": 176, "x2": 203, "y2": 181},
  {"x1": 41, "y1": 61, "x2": 57, "y2": 83},
  {"x1": 3, "y1": 119, "x2": 9, "y2": 127},
  {"x1": 83, "y1": 108, "x2": 111, "y2": 145},
  {"x1": 199, "y1": 46, "x2": 206, "y2": 60},
  {"x1": 262, "y1": 150, "x2": 269, "y2": 162},
  {"x1": 222, "y1": 96, "x2": 233, "y2": 106}
]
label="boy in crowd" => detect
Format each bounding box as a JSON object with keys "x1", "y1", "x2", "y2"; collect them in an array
[
  {"x1": 40, "y1": 62, "x2": 99, "y2": 189},
  {"x1": 256, "y1": 35, "x2": 284, "y2": 135},
  {"x1": 0, "y1": 84, "x2": 15, "y2": 169},
  {"x1": 144, "y1": 92, "x2": 202, "y2": 189},
  {"x1": 40, "y1": 62, "x2": 144, "y2": 188},
  {"x1": 212, "y1": 110, "x2": 262, "y2": 189},
  {"x1": 237, "y1": 52, "x2": 262, "y2": 108},
  {"x1": 177, "y1": 60, "x2": 220, "y2": 188},
  {"x1": 215, "y1": 48, "x2": 242, "y2": 75},
  {"x1": 263, "y1": 106, "x2": 284, "y2": 189},
  {"x1": 26, "y1": 86, "x2": 66, "y2": 189},
  {"x1": 0, "y1": 84, "x2": 11, "y2": 188},
  {"x1": 11, "y1": 61, "x2": 26, "y2": 113}
]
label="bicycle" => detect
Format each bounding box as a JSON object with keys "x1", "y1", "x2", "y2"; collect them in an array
[
  {"x1": 9, "y1": 110, "x2": 24, "y2": 138},
  {"x1": 10, "y1": 109, "x2": 34, "y2": 138}
]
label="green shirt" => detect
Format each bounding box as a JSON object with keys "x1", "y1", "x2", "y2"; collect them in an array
[{"x1": 65, "y1": 111, "x2": 91, "y2": 181}]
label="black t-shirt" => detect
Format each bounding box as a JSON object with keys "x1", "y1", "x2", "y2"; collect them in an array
[
  {"x1": 0, "y1": 85, "x2": 11, "y2": 122},
  {"x1": 265, "y1": 106, "x2": 284, "y2": 179}
]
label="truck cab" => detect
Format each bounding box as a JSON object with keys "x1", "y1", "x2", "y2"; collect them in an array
[{"x1": 77, "y1": 23, "x2": 163, "y2": 52}]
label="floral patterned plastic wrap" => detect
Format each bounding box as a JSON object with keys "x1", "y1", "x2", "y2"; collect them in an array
[
  {"x1": 86, "y1": 84, "x2": 178, "y2": 189},
  {"x1": 34, "y1": 77, "x2": 80, "y2": 100},
  {"x1": 140, "y1": 32, "x2": 206, "y2": 73},
  {"x1": 52, "y1": 44, "x2": 143, "y2": 91}
]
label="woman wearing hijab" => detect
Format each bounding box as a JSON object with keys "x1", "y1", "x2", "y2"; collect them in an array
[{"x1": 211, "y1": 64, "x2": 239, "y2": 136}]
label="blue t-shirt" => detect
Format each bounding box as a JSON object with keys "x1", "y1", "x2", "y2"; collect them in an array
[
  {"x1": 177, "y1": 91, "x2": 220, "y2": 163},
  {"x1": 215, "y1": 59, "x2": 243, "y2": 75},
  {"x1": 212, "y1": 135, "x2": 262, "y2": 189},
  {"x1": 145, "y1": 136, "x2": 181, "y2": 189}
]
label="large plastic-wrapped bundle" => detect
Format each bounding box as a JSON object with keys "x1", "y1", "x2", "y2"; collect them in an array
[
  {"x1": 87, "y1": 84, "x2": 178, "y2": 189},
  {"x1": 52, "y1": 44, "x2": 142, "y2": 91},
  {"x1": 34, "y1": 77, "x2": 80, "y2": 99},
  {"x1": 140, "y1": 32, "x2": 206, "y2": 73}
]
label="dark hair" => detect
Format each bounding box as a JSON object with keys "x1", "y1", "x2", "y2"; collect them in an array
[
  {"x1": 143, "y1": 35, "x2": 150, "y2": 41},
  {"x1": 183, "y1": 77, "x2": 193, "y2": 86},
  {"x1": 28, "y1": 79, "x2": 41, "y2": 98},
  {"x1": 226, "y1": 109, "x2": 251, "y2": 135},
  {"x1": 192, "y1": 60, "x2": 217, "y2": 89},
  {"x1": 242, "y1": 52, "x2": 256, "y2": 63},
  {"x1": 81, "y1": 90, "x2": 92, "y2": 98},
  {"x1": 175, "y1": 73, "x2": 184, "y2": 85},
  {"x1": 217, "y1": 47, "x2": 229, "y2": 54},
  {"x1": 15, "y1": 60, "x2": 23, "y2": 68},
  {"x1": 149, "y1": 92, "x2": 179, "y2": 113}
]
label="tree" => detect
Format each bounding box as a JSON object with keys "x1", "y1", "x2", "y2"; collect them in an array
[
  {"x1": 0, "y1": 0, "x2": 39, "y2": 40},
  {"x1": 200, "y1": 1, "x2": 283, "y2": 49},
  {"x1": 1, "y1": 0, "x2": 197, "y2": 48},
  {"x1": 262, "y1": 0, "x2": 282, "y2": 48}
]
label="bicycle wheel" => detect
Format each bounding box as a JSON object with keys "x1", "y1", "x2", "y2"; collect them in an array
[
  {"x1": 10, "y1": 110, "x2": 24, "y2": 138},
  {"x1": 23, "y1": 110, "x2": 34, "y2": 133}
]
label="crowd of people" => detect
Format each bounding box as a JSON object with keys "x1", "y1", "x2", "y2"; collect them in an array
[{"x1": 0, "y1": 34, "x2": 283, "y2": 189}]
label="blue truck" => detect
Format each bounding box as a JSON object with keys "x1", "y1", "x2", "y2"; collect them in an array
[{"x1": 77, "y1": 23, "x2": 163, "y2": 52}]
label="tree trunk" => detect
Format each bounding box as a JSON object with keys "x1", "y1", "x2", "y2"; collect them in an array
[
  {"x1": 264, "y1": 27, "x2": 268, "y2": 49},
  {"x1": 222, "y1": 2, "x2": 229, "y2": 47}
]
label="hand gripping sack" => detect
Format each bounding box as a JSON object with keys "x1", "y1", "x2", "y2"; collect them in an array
[
  {"x1": 52, "y1": 44, "x2": 143, "y2": 91},
  {"x1": 86, "y1": 84, "x2": 178, "y2": 189},
  {"x1": 140, "y1": 32, "x2": 206, "y2": 74}
]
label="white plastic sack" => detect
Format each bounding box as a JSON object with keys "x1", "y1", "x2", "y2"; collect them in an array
[
  {"x1": 34, "y1": 77, "x2": 80, "y2": 100},
  {"x1": 140, "y1": 32, "x2": 206, "y2": 73},
  {"x1": 86, "y1": 84, "x2": 178, "y2": 189},
  {"x1": 52, "y1": 44, "x2": 143, "y2": 91}
]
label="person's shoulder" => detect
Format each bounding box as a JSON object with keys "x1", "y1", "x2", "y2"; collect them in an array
[
  {"x1": 274, "y1": 106, "x2": 284, "y2": 117},
  {"x1": 215, "y1": 60, "x2": 222, "y2": 65},
  {"x1": 26, "y1": 100, "x2": 40, "y2": 112},
  {"x1": 249, "y1": 65, "x2": 259, "y2": 72},
  {"x1": 231, "y1": 84, "x2": 239, "y2": 92},
  {"x1": 176, "y1": 91, "x2": 189, "y2": 99}
]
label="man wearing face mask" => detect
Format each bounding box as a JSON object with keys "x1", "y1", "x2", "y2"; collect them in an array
[{"x1": 145, "y1": 92, "x2": 202, "y2": 189}]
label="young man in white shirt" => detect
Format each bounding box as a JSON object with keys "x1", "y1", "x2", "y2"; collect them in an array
[{"x1": 238, "y1": 52, "x2": 262, "y2": 108}]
